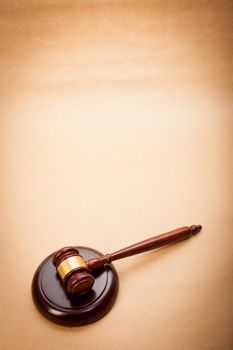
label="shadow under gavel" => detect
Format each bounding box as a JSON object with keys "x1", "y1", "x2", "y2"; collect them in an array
[{"x1": 53, "y1": 225, "x2": 202, "y2": 296}]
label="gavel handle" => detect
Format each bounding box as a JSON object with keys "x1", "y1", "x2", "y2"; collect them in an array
[{"x1": 86, "y1": 225, "x2": 202, "y2": 270}]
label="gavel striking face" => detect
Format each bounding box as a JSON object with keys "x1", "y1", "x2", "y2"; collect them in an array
[
  {"x1": 52, "y1": 225, "x2": 202, "y2": 296},
  {"x1": 52, "y1": 247, "x2": 95, "y2": 295}
]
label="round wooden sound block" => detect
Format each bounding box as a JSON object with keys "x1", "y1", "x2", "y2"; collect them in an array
[{"x1": 32, "y1": 247, "x2": 119, "y2": 326}]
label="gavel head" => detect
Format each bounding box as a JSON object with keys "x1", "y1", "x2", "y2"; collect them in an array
[{"x1": 52, "y1": 247, "x2": 95, "y2": 296}]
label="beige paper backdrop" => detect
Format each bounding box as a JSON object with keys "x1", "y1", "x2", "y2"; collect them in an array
[{"x1": 0, "y1": 1, "x2": 232, "y2": 349}]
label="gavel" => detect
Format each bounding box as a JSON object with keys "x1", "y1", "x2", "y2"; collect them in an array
[{"x1": 53, "y1": 225, "x2": 202, "y2": 296}]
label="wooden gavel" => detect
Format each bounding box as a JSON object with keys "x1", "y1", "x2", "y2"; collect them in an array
[{"x1": 53, "y1": 225, "x2": 202, "y2": 296}]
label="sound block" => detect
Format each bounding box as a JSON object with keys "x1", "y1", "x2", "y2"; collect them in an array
[{"x1": 32, "y1": 247, "x2": 119, "y2": 326}]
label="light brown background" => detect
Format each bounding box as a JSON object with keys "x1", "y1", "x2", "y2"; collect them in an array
[{"x1": 0, "y1": 1, "x2": 232, "y2": 349}]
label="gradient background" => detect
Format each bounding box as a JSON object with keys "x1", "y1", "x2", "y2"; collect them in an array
[{"x1": 0, "y1": 1, "x2": 232, "y2": 349}]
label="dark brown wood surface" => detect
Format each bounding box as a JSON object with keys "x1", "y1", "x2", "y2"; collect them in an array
[
  {"x1": 51, "y1": 225, "x2": 201, "y2": 296},
  {"x1": 86, "y1": 225, "x2": 202, "y2": 269},
  {"x1": 32, "y1": 247, "x2": 119, "y2": 326}
]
